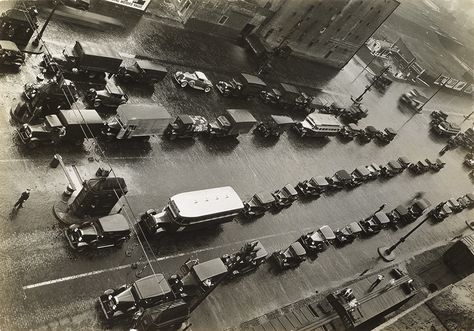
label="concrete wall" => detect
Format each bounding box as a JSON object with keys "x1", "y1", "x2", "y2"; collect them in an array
[{"x1": 257, "y1": 0, "x2": 400, "y2": 68}]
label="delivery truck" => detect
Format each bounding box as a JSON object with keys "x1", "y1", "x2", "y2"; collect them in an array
[
  {"x1": 208, "y1": 109, "x2": 257, "y2": 138},
  {"x1": 43, "y1": 41, "x2": 123, "y2": 80},
  {"x1": 103, "y1": 104, "x2": 171, "y2": 140}
]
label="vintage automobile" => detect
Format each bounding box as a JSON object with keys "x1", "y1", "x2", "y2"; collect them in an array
[
  {"x1": 338, "y1": 103, "x2": 368, "y2": 124},
  {"x1": 446, "y1": 198, "x2": 463, "y2": 213},
  {"x1": 366, "y1": 163, "x2": 382, "y2": 179},
  {"x1": 408, "y1": 198, "x2": 431, "y2": 220},
  {"x1": 65, "y1": 214, "x2": 131, "y2": 250},
  {"x1": 242, "y1": 191, "x2": 276, "y2": 218},
  {"x1": 295, "y1": 176, "x2": 329, "y2": 197},
  {"x1": 425, "y1": 158, "x2": 445, "y2": 171},
  {"x1": 376, "y1": 127, "x2": 397, "y2": 144},
  {"x1": 216, "y1": 73, "x2": 266, "y2": 98},
  {"x1": 86, "y1": 81, "x2": 128, "y2": 110},
  {"x1": 399, "y1": 89, "x2": 427, "y2": 112},
  {"x1": 408, "y1": 160, "x2": 430, "y2": 174},
  {"x1": 464, "y1": 153, "x2": 474, "y2": 168},
  {"x1": 338, "y1": 123, "x2": 362, "y2": 140},
  {"x1": 253, "y1": 115, "x2": 294, "y2": 139},
  {"x1": 272, "y1": 184, "x2": 298, "y2": 209},
  {"x1": 358, "y1": 218, "x2": 382, "y2": 236},
  {"x1": 116, "y1": 59, "x2": 167, "y2": 84},
  {"x1": 334, "y1": 227, "x2": 355, "y2": 246},
  {"x1": 380, "y1": 160, "x2": 404, "y2": 177},
  {"x1": 430, "y1": 110, "x2": 448, "y2": 124},
  {"x1": 22, "y1": 78, "x2": 79, "y2": 113},
  {"x1": 259, "y1": 87, "x2": 282, "y2": 104},
  {"x1": 164, "y1": 115, "x2": 209, "y2": 140},
  {"x1": 208, "y1": 109, "x2": 256, "y2": 139},
  {"x1": 397, "y1": 156, "x2": 411, "y2": 169},
  {"x1": 294, "y1": 113, "x2": 342, "y2": 138},
  {"x1": 351, "y1": 166, "x2": 371, "y2": 184},
  {"x1": 174, "y1": 70, "x2": 212, "y2": 92},
  {"x1": 99, "y1": 274, "x2": 173, "y2": 321},
  {"x1": 326, "y1": 169, "x2": 357, "y2": 189},
  {"x1": 298, "y1": 231, "x2": 326, "y2": 255},
  {"x1": 359, "y1": 126, "x2": 380, "y2": 143},
  {"x1": 387, "y1": 205, "x2": 411, "y2": 227},
  {"x1": 369, "y1": 211, "x2": 391, "y2": 228},
  {"x1": 431, "y1": 121, "x2": 461, "y2": 137},
  {"x1": 457, "y1": 193, "x2": 474, "y2": 209},
  {"x1": 346, "y1": 222, "x2": 363, "y2": 237},
  {"x1": 318, "y1": 225, "x2": 336, "y2": 244},
  {"x1": 0, "y1": 40, "x2": 25, "y2": 67},
  {"x1": 429, "y1": 202, "x2": 452, "y2": 222},
  {"x1": 277, "y1": 83, "x2": 304, "y2": 110},
  {"x1": 272, "y1": 242, "x2": 307, "y2": 269},
  {"x1": 221, "y1": 241, "x2": 268, "y2": 278}
]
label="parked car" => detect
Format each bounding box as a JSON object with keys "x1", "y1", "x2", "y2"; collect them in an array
[
  {"x1": 397, "y1": 156, "x2": 411, "y2": 169},
  {"x1": 86, "y1": 81, "x2": 128, "y2": 110},
  {"x1": 431, "y1": 121, "x2": 461, "y2": 137},
  {"x1": 259, "y1": 87, "x2": 282, "y2": 104},
  {"x1": 116, "y1": 59, "x2": 167, "y2": 84},
  {"x1": 465, "y1": 153, "x2": 474, "y2": 168},
  {"x1": 346, "y1": 222, "x2": 363, "y2": 237},
  {"x1": 99, "y1": 274, "x2": 173, "y2": 320},
  {"x1": 326, "y1": 169, "x2": 356, "y2": 189},
  {"x1": 272, "y1": 184, "x2": 298, "y2": 209},
  {"x1": 408, "y1": 198, "x2": 431, "y2": 219},
  {"x1": 242, "y1": 192, "x2": 276, "y2": 218},
  {"x1": 446, "y1": 198, "x2": 463, "y2": 213},
  {"x1": 318, "y1": 225, "x2": 336, "y2": 243},
  {"x1": 221, "y1": 241, "x2": 268, "y2": 278},
  {"x1": 358, "y1": 218, "x2": 382, "y2": 236},
  {"x1": 65, "y1": 214, "x2": 131, "y2": 250},
  {"x1": 376, "y1": 127, "x2": 397, "y2": 144},
  {"x1": 381, "y1": 160, "x2": 404, "y2": 177},
  {"x1": 164, "y1": 115, "x2": 209, "y2": 140},
  {"x1": 457, "y1": 193, "x2": 474, "y2": 209},
  {"x1": 366, "y1": 163, "x2": 382, "y2": 179},
  {"x1": 295, "y1": 176, "x2": 329, "y2": 197},
  {"x1": 216, "y1": 73, "x2": 266, "y2": 98},
  {"x1": 425, "y1": 158, "x2": 445, "y2": 172},
  {"x1": 298, "y1": 231, "x2": 326, "y2": 255},
  {"x1": 370, "y1": 211, "x2": 391, "y2": 228},
  {"x1": 351, "y1": 166, "x2": 371, "y2": 185},
  {"x1": 272, "y1": 242, "x2": 307, "y2": 269},
  {"x1": 338, "y1": 123, "x2": 362, "y2": 140},
  {"x1": 253, "y1": 115, "x2": 294, "y2": 139},
  {"x1": 334, "y1": 227, "x2": 355, "y2": 246},
  {"x1": 429, "y1": 202, "x2": 452, "y2": 222},
  {"x1": 408, "y1": 160, "x2": 430, "y2": 174},
  {"x1": 0, "y1": 40, "x2": 25, "y2": 67},
  {"x1": 359, "y1": 126, "x2": 380, "y2": 143},
  {"x1": 174, "y1": 70, "x2": 212, "y2": 92},
  {"x1": 387, "y1": 205, "x2": 411, "y2": 227}
]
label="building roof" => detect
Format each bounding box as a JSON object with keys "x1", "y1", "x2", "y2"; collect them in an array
[
  {"x1": 116, "y1": 104, "x2": 171, "y2": 122},
  {"x1": 170, "y1": 186, "x2": 243, "y2": 219}
]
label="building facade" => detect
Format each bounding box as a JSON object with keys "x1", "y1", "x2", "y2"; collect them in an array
[
  {"x1": 171, "y1": 0, "x2": 280, "y2": 39},
  {"x1": 256, "y1": 0, "x2": 400, "y2": 68}
]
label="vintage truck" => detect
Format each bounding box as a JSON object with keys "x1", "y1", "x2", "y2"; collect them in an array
[
  {"x1": 208, "y1": 109, "x2": 257, "y2": 138},
  {"x1": 102, "y1": 104, "x2": 171, "y2": 141},
  {"x1": 43, "y1": 41, "x2": 123, "y2": 79},
  {"x1": 116, "y1": 59, "x2": 167, "y2": 84},
  {"x1": 17, "y1": 108, "x2": 104, "y2": 148},
  {"x1": 216, "y1": 73, "x2": 267, "y2": 99},
  {"x1": 293, "y1": 113, "x2": 342, "y2": 137}
]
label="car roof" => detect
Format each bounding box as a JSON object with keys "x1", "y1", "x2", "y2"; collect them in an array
[
  {"x1": 195, "y1": 71, "x2": 208, "y2": 80},
  {"x1": 385, "y1": 127, "x2": 396, "y2": 135},
  {"x1": 448, "y1": 198, "x2": 460, "y2": 206},
  {"x1": 348, "y1": 222, "x2": 362, "y2": 233},
  {"x1": 355, "y1": 166, "x2": 370, "y2": 176},
  {"x1": 116, "y1": 104, "x2": 171, "y2": 122},
  {"x1": 311, "y1": 176, "x2": 329, "y2": 186},
  {"x1": 178, "y1": 114, "x2": 194, "y2": 125},
  {"x1": 412, "y1": 198, "x2": 431, "y2": 210},
  {"x1": 466, "y1": 193, "x2": 474, "y2": 200},
  {"x1": 254, "y1": 191, "x2": 276, "y2": 204},
  {"x1": 374, "y1": 212, "x2": 390, "y2": 224},
  {"x1": 366, "y1": 126, "x2": 378, "y2": 132},
  {"x1": 281, "y1": 184, "x2": 298, "y2": 195},
  {"x1": 290, "y1": 242, "x2": 307, "y2": 256},
  {"x1": 134, "y1": 274, "x2": 171, "y2": 300},
  {"x1": 388, "y1": 160, "x2": 402, "y2": 169},
  {"x1": 398, "y1": 156, "x2": 410, "y2": 163},
  {"x1": 309, "y1": 231, "x2": 325, "y2": 242},
  {"x1": 97, "y1": 214, "x2": 130, "y2": 233},
  {"x1": 0, "y1": 40, "x2": 20, "y2": 52},
  {"x1": 271, "y1": 115, "x2": 294, "y2": 125},
  {"x1": 318, "y1": 225, "x2": 335, "y2": 240},
  {"x1": 193, "y1": 258, "x2": 228, "y2": 282},
  {"x1": 280, "y1": 82, "x2": 299, "y2": 94},
  {"x1": 106, "y1": 82, "x2": 124, "y2": 95},
  {"x1": 240, "y1": 73, "x2": 266, "y2": 86},
  {"x1": 45, "y1": 115, "x2": 63, "y2": 128},
  {"x1": 348, "y1": 123, "x2": 360, "y2": 130},
  {"x1": 395, "y1": 205, "x2": 409, "y2": 215},
  {"x1": 335, "y1": 169, "x2": 351, "y2": 180},
  {"x1": 170, "y1": 186, "x2": 243, "y2": 219}
]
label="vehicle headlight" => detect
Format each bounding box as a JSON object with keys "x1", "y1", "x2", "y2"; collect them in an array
[
  {"x1": 112, "y1": 304, "x2": 117, "y2": 310},
  {"x1": 108, "y1": 295, "x2": 112, "y2": 300}
]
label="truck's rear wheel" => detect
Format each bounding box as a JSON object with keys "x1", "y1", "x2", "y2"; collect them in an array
[
  {"x1": 204, "y1": 87, "x2": 211, "y2": 93},
  {"x1": 180, "y1": 81, "x2": 187, "y2": 88}
]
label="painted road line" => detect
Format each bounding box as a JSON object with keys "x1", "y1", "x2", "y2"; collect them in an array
[{"x1": 22, "y1": 229, "x2": 308, "y2": 290}]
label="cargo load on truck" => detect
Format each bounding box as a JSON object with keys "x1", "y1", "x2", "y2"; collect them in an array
[{"x1": 208, "y1": 109, "x2": 257, "y2": 138}]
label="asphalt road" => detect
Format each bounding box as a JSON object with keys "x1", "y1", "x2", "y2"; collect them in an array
[{"x1": 0, "y1": 4, "x2": 473, "y2": 331}]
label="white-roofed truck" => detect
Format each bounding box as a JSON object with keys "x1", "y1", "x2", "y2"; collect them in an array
[
  {"x1": 102, "y1": 104, "x2": 171, "y2": 141},
  {"x1": 138, "y1": 186, "x2": 244, "y2": 237}
]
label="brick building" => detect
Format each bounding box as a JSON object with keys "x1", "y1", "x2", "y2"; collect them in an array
[
  {"x1": 170, "y1": 0, "x2": 279, "y2": 39},
  {"x1": 256, "y1": 0, "x2": 400, "y2": 69}
]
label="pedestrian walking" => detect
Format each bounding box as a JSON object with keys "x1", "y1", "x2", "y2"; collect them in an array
[
  {"x1": 368, "y1": 274, "x2": 384, "y2": 292},
  {"x1": 14, "y1": 189, "x2": 31, "y2": 209}
]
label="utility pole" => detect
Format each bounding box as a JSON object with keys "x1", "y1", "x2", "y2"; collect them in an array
[
  {"x1": 32, "y1": 2, "x2": 60, "y2": 47},
  {"x1": 378, "y1": 216, "x2": 430, "y2": 262},
  {"x1": 351, "y1": 66, "x2": 390, "y2": 103}
]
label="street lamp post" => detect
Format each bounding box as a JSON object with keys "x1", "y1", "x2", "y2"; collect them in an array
[
  {"x1": 378, "y1": 216, "x2": 430, "y2": 262},
  {"x1": 351, "y1": 66, "x2": 390, "y2": 104}
]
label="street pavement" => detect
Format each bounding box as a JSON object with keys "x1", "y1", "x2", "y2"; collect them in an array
[{"x1": 0, "y1": 4, "x2": 473, "y2": 331}]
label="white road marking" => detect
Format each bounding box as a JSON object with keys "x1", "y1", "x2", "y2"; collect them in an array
[{"x1": 22, "y1": 229, "x2": 306, "y2": 290}]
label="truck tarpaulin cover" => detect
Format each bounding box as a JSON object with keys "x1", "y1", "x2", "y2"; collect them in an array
[{"x1": 116, "y1": 104, "x2": 171, "y2": 136}]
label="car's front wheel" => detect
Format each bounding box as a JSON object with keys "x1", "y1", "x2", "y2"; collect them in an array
[
  {"x1": 204, "y1": 86, "x2": 211, "y2": 93},
  {"x1": 180, "y1": 81, "x2": 187, "y2": 88},
  {"x1": 93, "y1": 100, "x2": 101, "y2": 108}
]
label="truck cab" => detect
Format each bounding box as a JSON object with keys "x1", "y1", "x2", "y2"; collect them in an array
[
  {"x1": 208, "y1": 109, "x2": 257, "y2": 138},
  {"x1": 164, "y1": 115, "x2": 209, "y2": 140},
  {"x1": 0, "y1": 40, "x2": 25, "y2": 67},
  {"x1": 17, "y1": 115, "x2": 65, "y2": 149}
]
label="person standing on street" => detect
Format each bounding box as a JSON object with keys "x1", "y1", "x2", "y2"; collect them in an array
[{"x1": 14, "y1": 189, "x2": 31, "y2": 209}]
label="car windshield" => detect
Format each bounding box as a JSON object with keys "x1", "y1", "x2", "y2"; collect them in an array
[{"x1": 195, "y1": 71, "x2": 207, "y2": 81}]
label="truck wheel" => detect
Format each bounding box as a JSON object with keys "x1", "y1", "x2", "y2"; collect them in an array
[
  {"x1": 180, "y1": 81, "x2": 187, "y2": 88},
  {"x1": 93, "y1": 100, "x2": 101, "y2": 108},
  {"x1": 27, "y1": 141, "x2": 39, "y2": 149}
]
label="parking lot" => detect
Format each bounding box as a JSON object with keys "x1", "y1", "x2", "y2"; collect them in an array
[{"x1": 0, "y1": 5, "x2": 473, "y2": 331}]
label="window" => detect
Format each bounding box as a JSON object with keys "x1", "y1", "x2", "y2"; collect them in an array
[{"x1": 218, "y1": 15, "x2": 228, "y2": 25}]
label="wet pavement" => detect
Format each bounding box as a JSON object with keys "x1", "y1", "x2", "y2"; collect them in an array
[{"x1": 0, "y1": 4, "x2": 473, "y2": 331}]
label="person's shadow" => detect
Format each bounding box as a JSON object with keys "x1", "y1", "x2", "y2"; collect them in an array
[{"x1": 9, "y1": 207, "x2": 19, "y2": 220}]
